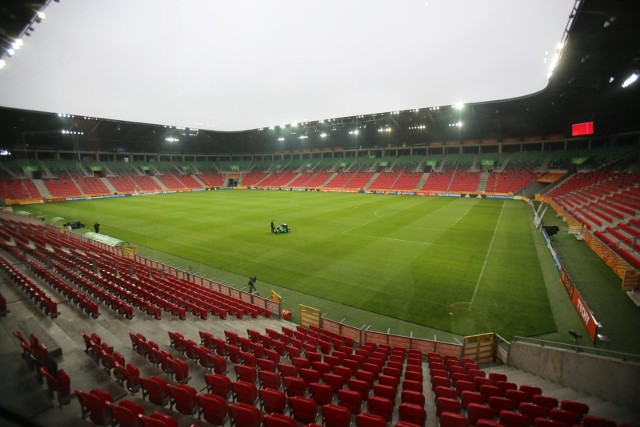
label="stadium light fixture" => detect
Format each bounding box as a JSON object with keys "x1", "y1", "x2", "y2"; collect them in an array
[
  {"x1": 0, "y1": 59, "x2": 6, "y2": 69},
  {"x1": 320, "y1": 133, "x2": 327, "y2": 138},
  {"x1": 453, "y1": 103, "x2": 464, "y2": 110},
  {"x1": 621, "y1": 71, "x2": 639, "y2": 88},
  {"x1": 277, "y1": 137, "x2": 285, "y2": 141},
  {"x1": 547, "y1": 42, "x2": 564, "y2": 78}
]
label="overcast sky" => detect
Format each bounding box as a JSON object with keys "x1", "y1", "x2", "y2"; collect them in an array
[{"x1": 0, "y1": 0, "x2": 575, "y2": 131}]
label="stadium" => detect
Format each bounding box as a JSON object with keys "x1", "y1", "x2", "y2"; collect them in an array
[{"x1": 0, "y1": 1, "x2": 639, "y2": 427}]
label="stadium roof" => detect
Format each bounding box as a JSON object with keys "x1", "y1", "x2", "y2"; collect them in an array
[{"x1": 0, "y1": 0, "x2": 639, "y2": 154}]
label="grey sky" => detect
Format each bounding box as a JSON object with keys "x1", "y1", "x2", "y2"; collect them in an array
[{"x1": 0, "y1": 0, "x2": 575, "y2": 131}]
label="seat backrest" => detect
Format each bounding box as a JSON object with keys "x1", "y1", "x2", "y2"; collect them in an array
[
  {"x1": 167, "y1": 384, "x2": 197, "y2": 415},
  {"x1": 149, "y1": 411, "x2": 178, "y2": 427},
  {"x1": 289, "y1": 395, "x2": 318, "y2": 424},
  {"x1": 210, "y1": 353, "x2": 227, "y2": 375},
  {"x1": 499, "y1": 409, "x2": 530, "y2": 427},
  {"x1": 309, "y1": 382, "x2": 334, "y2": 406},
  {"x1": 138, "y1": 414, "x2": 166, "y2": 427},
  {"x1": 172, "y1": 358, "x2": 190, "y2": 383},
  {"x1": 519, "y1": 384, "x2": 542, "y2": 398},
  {"x1": 283, "y1": 376, "x2": 307, "y2": 397},
  {"x1": 436, "y1": 397, "x2": 462, "y2": 416},
  {"x1": 347, "y1": 378, "x2": 370, "y2": 400},
  {"x1": 277, "y1": 363, "x2": 298, "y2": 378},
  {"x1": 488, "y1": 396, "x2": 516, "y2": 412},
  {"x1": 258, "y1": 387, "x2": 287, "y2": 414},
  {"x1": 105, "y1": 401, "x2": 137, "y2": 427},
  {"x1": 229, "y1": 402, "x2": 262, "y2": 427},
  {"x1": 533, "y1": 418, "x2": 568, "y2": 427},
  {"x1": 264, "y1": 413, "x2": 297, "y2": 427},
  {"x1": 259, "y1": 369, "x2": 282, "y2": 389},
  {"x1": 140, "y1": 377, "x2": 169, "y2": 405},
  {"x1": 488, "y1": 372, "x2": 507, "y2": 382},
  {"x1": 337, "y1": 389, "x2": 362, "y2": 415},
  {"x1": 532, "y1": 395, "x2": 559, "y2": 410},
  {"x1": 76, "y1": 389, "x2": 110, "y2": 425},
  {"x1": 505, "y1": 389, "x2": 530, "y2": 405},
  {"x1": 366, "y1": 396, "x2": 393, "y2": 422},
  {"x1": 323, "y1": 373, "x2": 345, "y2": 392},
  {"x1": 372, "y1": 384, "x2": 396, "y2": 401},
  {"x1": 519, "y1": 401, "x2": 550, "y2": 421},
  {"x1": 582, "y1": 415, "x2": 617, "y2": 427},
  {"x1": 231, "y1": 380, "x2": 258, "y2": 405},
  {"x1": 550, "y1": 408, "x2": 583, "y2": 425},
  {"x1": 205, "y1": 373, "x2": 232, "y2": 399},
  {"x1": 235, "y1": 364, "x2": 258, "y2": 383},
  {"x1": 57, "y1": 369, "x2": 71, "y2": 398},
  {"x1": 40, "y1": 367, "x2": 58, "y2": 393},
  {"x1": 119, "y1": 400, "x2": 144, "y2": 417},
  {"x1": 560, "y1": 400, "x2": 589, "y2": 417},
  {"x1": 466, "y1": 403, "x2": 495, "y2": 426},
  {"x1": 300, "y1": 368, "x2": 321, "y2": 385},
  {"x1": 440, "y1": 411, "x2": 469, "y2": 427},
  {"x1": 398, "y1": 402, "x2": 427, "y2": 427},
  {"x1": 322, "y1": 403, "x2": 351, "y2": 427},
  {"x1": 257, "y1": 357, "x2": 277, "y2": 372},
  {"x1": 196, "y1": 393, "x2": 228, "y2": 425},
  {"x1": 355, "y1": 412, "x2": 387, "y2": 427}
]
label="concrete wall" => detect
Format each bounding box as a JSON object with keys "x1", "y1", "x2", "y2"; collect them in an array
[{"x1": 508, "y1": 342, "x2": 640, "y2": 409}]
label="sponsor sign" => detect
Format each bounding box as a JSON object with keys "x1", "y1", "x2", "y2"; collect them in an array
[{"x1": 560, "y1": 267, "x2": 598, "y2": 342}]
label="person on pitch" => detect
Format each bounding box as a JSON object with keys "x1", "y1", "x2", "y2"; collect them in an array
[{"x1": 248, "y1": 276, "x2": 257, "y2": 294}]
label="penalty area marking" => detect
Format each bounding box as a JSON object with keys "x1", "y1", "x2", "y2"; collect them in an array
[
  {"x1": 342, "y1": 204, "x2": 419, "y2": 234},
  {"x1": 449, "y1": 301, "x2": 472, "y2": 316},
  {"x1": 469, "y1": 200, "x2": 506, "y2": 308}
]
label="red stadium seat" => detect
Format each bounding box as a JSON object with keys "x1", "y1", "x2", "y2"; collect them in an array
[
  {"x1": 196, "y1": 393, "x2": 229, "y2": 426},
  {"x1": 259, "y1": 387, "x2": 287, "y2": 414},
  {"x1": 322, "y1": 403, "x2": 352, "y2": 427}
]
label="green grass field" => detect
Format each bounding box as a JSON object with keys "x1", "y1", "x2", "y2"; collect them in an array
[{"x1": 22, "y1": 190, "x2": 556, "y2": 339}]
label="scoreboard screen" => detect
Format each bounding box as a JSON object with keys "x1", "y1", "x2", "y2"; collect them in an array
[{"x1": 572, "y1": 121, "x2": 594, "y2": 136}]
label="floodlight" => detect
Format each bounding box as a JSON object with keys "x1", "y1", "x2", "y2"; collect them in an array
[
  {"x1": 621, "y1": 72, "x2": 639, "y2": 88},
  {"x1": 0, "y1": 59, "x2": 6, "y2": 69}
]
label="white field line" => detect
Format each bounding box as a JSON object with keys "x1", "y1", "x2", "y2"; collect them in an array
[{"x1": 469, "y1": 200, "x2": 506, "y2": 307}]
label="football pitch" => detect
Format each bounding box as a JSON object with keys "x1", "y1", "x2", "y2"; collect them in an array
[{"x1": 23, "y1": 190, "x2": 556, "y2": 339}]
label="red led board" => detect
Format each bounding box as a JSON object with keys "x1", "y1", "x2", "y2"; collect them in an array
[{"x1": 572, "y1": 121, "x2": 594, "y2": 136}]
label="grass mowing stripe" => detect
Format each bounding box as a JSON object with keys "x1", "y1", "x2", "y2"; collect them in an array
[
  {"x1": 470, "y1": 200, "x2": 505, "y2": 307},
  {"x1": 21, "y1": 191, "x2": 553, "y2": 339}
]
